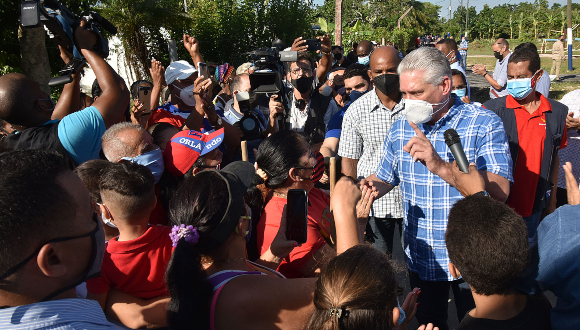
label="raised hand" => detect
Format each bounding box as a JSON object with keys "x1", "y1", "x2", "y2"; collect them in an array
[
  {"x1": 563, "y1": 161, "x2": 580, "y2": 205},
  {"x1": 183, "y1": 34, "x2": 200, "y2": 55},
  {"x1": 291, "y1": 37, "x2": 308, "y2": 52},
  {"x1": 403, "y1": 121, "x2": 446, "y2": 175},
  {"x1": 318, "y1": 34, "x2": 331, "y2": 54},
  {"x1": 150, "y1": 59, "x2": 166, "y2": 88}
]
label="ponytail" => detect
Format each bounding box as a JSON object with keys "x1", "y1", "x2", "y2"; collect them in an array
[{"x1": 166, "y1": 240, "x2": 212, "y2": 330}]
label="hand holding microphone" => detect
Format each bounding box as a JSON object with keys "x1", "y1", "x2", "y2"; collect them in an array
[{"x1": 444, "y1": 128, "x2": 486, "y2": 197}]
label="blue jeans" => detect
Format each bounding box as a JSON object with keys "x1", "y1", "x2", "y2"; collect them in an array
[
  {"x1": 367, "y1": 216, "x2": 402, "y2": 255},
  {"x1": 460, "y1": 55, "x2": 467, "y2": 71},
  {"x1": 409, "y1": 271, "x2": 475, "y2": 330}
]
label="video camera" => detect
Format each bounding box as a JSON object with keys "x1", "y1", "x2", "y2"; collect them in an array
[
  {"x1": 247, "y1": 40, "x2": 297, "y2": 94},
  {"x1": 236, "y1": 91, "x2": 262, "y2": 141},
  {"x1": 20, "y1": 0, "x2": 117, "y2": 87}
]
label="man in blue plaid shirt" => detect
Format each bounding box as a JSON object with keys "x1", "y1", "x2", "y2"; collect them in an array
[
  {"x1": 459, "y1": 36, "x2": 469, "y2": 71},
  {"x1": 362, "y1": 47, "x2": 513, "y2": 330}
]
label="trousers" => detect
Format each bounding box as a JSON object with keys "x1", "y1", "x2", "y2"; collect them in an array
[{"x1": 550, "y1": 59, "x2": 562, "y2": 79}]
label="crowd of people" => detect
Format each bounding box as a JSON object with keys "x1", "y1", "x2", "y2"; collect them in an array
[{"x1": 1, "y1": 18, "x2": 580, "y2": 330}]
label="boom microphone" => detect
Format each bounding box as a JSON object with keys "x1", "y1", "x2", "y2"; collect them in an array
[{"x1": 444, "y1": 128, "x2": 469, "y2": 173}]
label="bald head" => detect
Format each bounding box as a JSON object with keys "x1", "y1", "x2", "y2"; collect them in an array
[
  {"x1": 0, "y1": 73, "x2": 49, "y2": 127},
  {"x1": 357, "y1": 40, "x2": 373, "y2": 57},
  {"x1": 369, "y1": 46, "x2": 401, "y2": 71}
]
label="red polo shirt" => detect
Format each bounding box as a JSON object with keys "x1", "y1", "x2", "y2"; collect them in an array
[{"x1": 507, "y1": 93, "x2": 567, "y2": 217}]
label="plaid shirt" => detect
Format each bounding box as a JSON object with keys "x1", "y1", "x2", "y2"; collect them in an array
[
  {"x1": 376, "y1": 95, "x2": 513, "y2": 281},
  {"x1": 459, "y1": 40, "x2": 469, "y2": 57},
  {"x1": 338, "y1": 88, "x2": 404, "y2": 219}
]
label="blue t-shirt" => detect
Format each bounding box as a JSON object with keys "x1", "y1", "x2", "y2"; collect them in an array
[
  {"x1": 57, "y1": 106, "x2": 106, "y2": 164},
  {"x1": 325, "y1": 102, "x2": 352, "y2": 139}
]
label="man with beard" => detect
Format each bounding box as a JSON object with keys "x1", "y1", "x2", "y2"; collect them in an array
[{"x1": 338, "y1": 46, "x2": 404, "y2": 256}]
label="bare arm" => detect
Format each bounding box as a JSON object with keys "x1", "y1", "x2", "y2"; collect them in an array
[
  {"x1": 544, "y1": 156, "x2": 559, "y2": 216},
  {"x1": 52, "y1": 46, "x2": 81, "y2": 120},
  {"x1": 105, "y1": 289, "x2": 169, "y2": 329},
  {"x1": 184, "y1": 35, "x2": 204, "y2": 69},
  {"x1": 341, "y1": 157, "x2": 358, "y2": 179},
  {"x1": 86, "y1": 292, "x2": 107, "y2": 310},
  {"x1": 316, "y1": 35, "x2": 332, "y2": 84},
  {"x1": 472, "y1": 64, "x2": 504, "y2": 91},
  {"x1": 149, "y1": 59, "x2": 166, "y2": 112},
  {"x1": 76, "y1": 20, "x2": 129, "y2": 128},
  {"x1": 320, "y1": 137, "x2": 339, "y2": 158}
]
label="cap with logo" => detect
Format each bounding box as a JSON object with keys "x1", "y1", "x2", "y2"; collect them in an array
[
  {"x1": 165, "y1": 60, "x2": 198, "y2": 85},
  {"x1": 163, "y1": 128, "x2": 224, "y2": 177}
]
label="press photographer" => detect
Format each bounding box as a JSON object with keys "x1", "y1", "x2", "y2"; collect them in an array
[{"x1": 223, "y1": 73, "x2": 283, "y2": 163}]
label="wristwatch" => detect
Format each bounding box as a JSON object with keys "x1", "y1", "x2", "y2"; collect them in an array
[
  {"x1": 474, "y1": 191, "x2": 489, "y2": 197},
  {"x1": 211, "y1": 116, "x2": 222, "y2": 128},
  {"x1": 482, "y1": 72, "x2": 488, "y2": 78}
]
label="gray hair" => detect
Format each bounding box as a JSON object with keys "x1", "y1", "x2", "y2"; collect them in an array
[
  {"x1": 101, "y1": 122, "x2": 144, "y2": 162},
  {"x1": 397, "y1": 47, "x2": 452, "y2": 87}
]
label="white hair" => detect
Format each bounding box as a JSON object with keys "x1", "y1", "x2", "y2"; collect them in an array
[
  {"x1": 101, "y1": 122, "x2": 144, "y2": 162},
  {"x1": 397, "y1": 47, "x2": 452, "y2": 87}
]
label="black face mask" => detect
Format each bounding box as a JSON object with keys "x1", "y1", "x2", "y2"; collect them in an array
[
  {"x1": 333, "y1": 53, "x2": 343, "y2": 61},
  {"x1": 494, "y1": 50, "x2": 503, "y2": 60},
  {"x1": 373, "y1": 74, "x2": 399, "y2": 96},
  {"x1": 291, "y1": 76, "x2": 314, "y2": 94}
]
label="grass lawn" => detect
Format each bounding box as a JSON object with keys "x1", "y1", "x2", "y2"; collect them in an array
[{"x1": 466, "y1": 56, "x2": 580, "y2": 76}]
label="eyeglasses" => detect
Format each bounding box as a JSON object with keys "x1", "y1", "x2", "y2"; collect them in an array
[{"x1": 291, "y1": 67, "x2": 313, "y2": 75}]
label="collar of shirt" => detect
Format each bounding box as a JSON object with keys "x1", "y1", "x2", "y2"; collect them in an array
[
  {"x1": 498, "y1": 52, "x2": 511, "y2": 65},
  {"x1": 369, "y1": 88, "x2": 404, "y2": 115},
  {"x1": 506, "y1": 92, "x2": 552, "y2": 114},
  {"x1": 0, "y1": 298, "x2": 118, "y2": 329}
]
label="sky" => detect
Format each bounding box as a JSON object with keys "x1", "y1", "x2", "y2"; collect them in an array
[{"x1": 311, "y1": 0, "x2": 574, "y2": 18}]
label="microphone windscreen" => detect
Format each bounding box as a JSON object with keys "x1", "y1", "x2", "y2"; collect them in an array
[{"x1": 444, "y1": 128, "x2": 461, "y2": 147}]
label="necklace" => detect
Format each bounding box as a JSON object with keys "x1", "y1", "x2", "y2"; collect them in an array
[{"x1": 273, "y1": 191, "x2": 287, "y2": 198}]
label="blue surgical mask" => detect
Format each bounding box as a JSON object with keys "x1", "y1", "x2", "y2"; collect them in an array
[
  {"x1": 452, "y1": 88, "x2": 467, "y2": 98},
  {"x1": 397, "y1": 299, "x2": 406, "y2": 325},
  {"x1": 122, "y1": 148, "x2": 165, "y2": 183},
  {"x1": 358, "y1": 55, "x2": 370, "y2": 66},
  {"x1": 348, "y1": 89, "x2": 368, "y2": 103},
  {"x1": 507, "y1": 71, "x2": 539, "y2": 100}
]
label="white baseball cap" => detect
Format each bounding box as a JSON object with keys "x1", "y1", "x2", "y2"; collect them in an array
[{"x1": 165, "y1": 60, "x2": 197, "y2": 85}]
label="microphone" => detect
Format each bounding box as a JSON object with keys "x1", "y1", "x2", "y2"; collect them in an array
[{"x1": 444, "y1": 128, "x2": 469, "y2": 173}]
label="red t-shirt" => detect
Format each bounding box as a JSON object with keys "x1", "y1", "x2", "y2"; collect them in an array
[
  {"x1": 507, "y1": 93, "x2": 567, "y2": 217},
  {"x1": 86, "y1": 225, "x2": 175, "y2": 299},
  {"x1": 148, "y1": 108, "x2": 186, "y2": 128},
  {"x1": 257, "y1": 188, "x2": 332, "y2": 278},
  {"x1": 148, "y1": 185, "x2": 168, "y2": 226}
]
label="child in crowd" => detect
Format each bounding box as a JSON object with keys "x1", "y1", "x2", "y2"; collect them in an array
[
  {"x1": 86, "y1": 162, "x2": 174, "y2": 309},
  {"x1": 446, "y1": 195, "x2": 552, "y2": 330},
  {"x1": 74, "y1": 159, "x2": 118, "y2": 241}
]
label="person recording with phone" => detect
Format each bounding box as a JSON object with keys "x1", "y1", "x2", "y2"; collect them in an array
[
  {"x1": 254, "y1": 130, "x2": 376, "y2": 278},
  {"x1": 360, "y1": 47, "x2": 512, "y2": 330},
  {"x1": 281, "y1": 36, "x2": 333, "y2": 147}
]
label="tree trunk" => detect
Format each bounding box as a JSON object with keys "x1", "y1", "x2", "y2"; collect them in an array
[
  {"x1": 335, "y1": 0, "x2": 343, "y2": 46},
  {"x1": 18, "y1": 26, "x2": 51, "y2": 95}
]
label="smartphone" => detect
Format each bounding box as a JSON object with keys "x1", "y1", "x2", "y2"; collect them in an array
[
  {"x1": 286, "y1": 189, "x2": 308, "y2": 244},
  {"x1": 197, "y1": 62, "x2": 209, "y2": 79},
  {"x1": 304, "y1": 39, "x2": 321, "y2": 51},
  {"x1": 137, "y1": 85, "x2": 152, "y2": 113}
]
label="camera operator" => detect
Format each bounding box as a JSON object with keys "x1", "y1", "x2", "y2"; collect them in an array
[
  {"x1": 278, "y1": 36, "x2": 332, "y2": 147},
  {"x1": 0, "y1": 19, "x2": 129, "y2": 169},
  {"x1": 223, "y1": 73, "x2": 282, "y2": 162}
]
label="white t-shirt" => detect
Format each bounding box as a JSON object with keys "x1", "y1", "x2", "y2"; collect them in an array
[{"x1": 289, "y1": 95, "x2": 311, "y2": 132}]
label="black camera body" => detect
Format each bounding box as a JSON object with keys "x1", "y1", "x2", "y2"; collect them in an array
[
  {"x1": 20, "y1": 0, "x2": 117, "y2": 86},
  {"x1": 236, "y1": 92, "x2": 262, "y2": 141},
  {"x1": 247, "y1": 47, "x2": 297, "y2": 94}
]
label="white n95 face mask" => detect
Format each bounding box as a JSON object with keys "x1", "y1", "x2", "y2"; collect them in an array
[
  {"x1": 403, "y1": 96, "x2": 450, "y2": 125},
  {"x1": 173, "y1": 84, "x2": 197, "y2": 106}
]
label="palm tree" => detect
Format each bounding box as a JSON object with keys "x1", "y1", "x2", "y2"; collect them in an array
[
  {"x1": 544, "y1": 11, "x2": 560, "y2": 38},
  {"x1": 532, "y1": 10, "x2": 547, "y2": 39},
  {"x1": 99, "y1": 0, "x2": 192, "y2": 81}
]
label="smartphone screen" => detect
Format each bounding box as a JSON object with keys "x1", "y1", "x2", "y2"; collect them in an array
[
  {"x1": 286, "y1": 189, "x2": 308, "y2": 244},
  {"x1": 137, "y1": 85, "x2": 152, "y2": 114},
  {"x1": 304, "y1": 39, "x2": 321, "y2": 51},
  {"x1": 198, "y1": 62, "x2": 209, "y2": 79}
]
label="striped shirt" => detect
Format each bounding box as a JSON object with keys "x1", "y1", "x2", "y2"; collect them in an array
[
  {"x1": 0, "y1": 298, "x2": 122, "y2": 329},
  {"x1": 338, "y1": 88, "x2": 404, "y2": 219},
  {"x1": 375, "y1": 95, "x2": 513, "y2": 281},
  {"x1": 558, "y1": 89, "x2": 580, "y2": 188}
]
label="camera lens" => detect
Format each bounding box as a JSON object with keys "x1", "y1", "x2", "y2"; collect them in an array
[{"x1": 242, "y1": 118, "x2": 256, "y2": 131}]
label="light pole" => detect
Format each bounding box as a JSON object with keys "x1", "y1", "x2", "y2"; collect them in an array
[{"x1": 568, "y1": 0, "x2": 573, "y2": 70}]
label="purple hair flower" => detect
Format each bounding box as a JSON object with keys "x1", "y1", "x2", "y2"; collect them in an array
[{"x1": 170, "y1": 224, "x2": 200, "y2": 247}]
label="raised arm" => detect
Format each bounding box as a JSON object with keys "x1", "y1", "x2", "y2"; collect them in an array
[
  {"x1": 75, "y1": 20, "x2": 129, "y2": 128},
  {"x1": 316, "y1": 35, "x2": 332, "y2": 84},
  {"x1": 149, "y1": 59, "x2": 166, "y2": 112},
  {"x1": 184, "y1": 35, "x2": 204, "y2": 69},
  {"x1": 52, "y1": 46, "x2": 81, "y2": 120}
]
